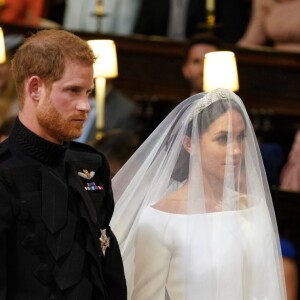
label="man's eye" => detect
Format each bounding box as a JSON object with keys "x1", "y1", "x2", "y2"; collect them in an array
[{"x1": 70, "y1": 88, "x2": 80, "y2": 94}]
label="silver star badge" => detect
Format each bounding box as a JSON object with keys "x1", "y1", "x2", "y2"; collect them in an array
[{"x1": 99, "y1": 229, "x2": 110, "y2": 256}]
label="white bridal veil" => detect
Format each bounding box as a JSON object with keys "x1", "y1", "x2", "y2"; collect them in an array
[{"x1": 111, "y1": 88, "x2": 286, "y2": 300}]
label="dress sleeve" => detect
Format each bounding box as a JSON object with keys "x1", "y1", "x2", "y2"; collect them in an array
[
  {"x1": 280, "y1": 130, "x2": 300, "y2": 191},
  {"x1": 237, "y1": 0, "x2": 273, "y2": 46},
  {"x1": 0, "y1": 182, "x2": 13, "y2": 299},
  {"x1": 25, "y1": 0, "x2": 45, "y2": 26},
  {"x1": 132, "y1": 209, "x2": 172, "y2": 300},
  {"x1": 27, "y1": 0, "x2": 45, "y2": 17}
]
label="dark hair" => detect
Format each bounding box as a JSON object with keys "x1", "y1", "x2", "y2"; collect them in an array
[
  {"x1": 182, "y1": 33, "x2": 223, "y2": 64},
  {"x1": 172, "y1": 99, "x2": 245, "y2": 182}
]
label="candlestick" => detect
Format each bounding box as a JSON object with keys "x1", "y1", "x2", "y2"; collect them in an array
[
  {"x1": 197, "y1": 0, "x2": 221, "y2": 33},
  {"x1": 91, "y1": 0, "x2": 107, "y2": 32},
  {"x1": 206, "y1": 0, "x2": 215, "y2": 11},
  {"x1": 95, "y1": 0, "x2": 104, "y2": 17},
  {"x1": 205, "y1": 0, "x2": 216, "y2": 26}
]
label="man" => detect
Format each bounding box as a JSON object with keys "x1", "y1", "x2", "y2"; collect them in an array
[
  {"x1": 181, "y1": 34, "x2": 222, "y2": 95},
  {"x1": 0, "y1": 29, "x2": 126, "y2": 299},
  {"x1": 134, "y1": 0, "x2": 206, "y2": 39}
]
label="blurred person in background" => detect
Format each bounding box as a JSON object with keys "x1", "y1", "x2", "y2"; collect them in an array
[
  {"x1": 181, "y1": 34, "x2": 222, "y2": 96},
  {"x1": 238, "y1": 0, "x2": 300, "y2": 52},
  {"x1": 92, "y1": 129, "x2": 140, "y2": 177},
  {"x1": 0, "y1": 0, "x2": 45, "y2": 27},
  {"x1": 0, "y1": 34, "x2": 24, "y2": 125}
]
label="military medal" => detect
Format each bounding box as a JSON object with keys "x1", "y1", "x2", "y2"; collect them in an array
[
  {"x1": 78, "y1": 169, "x2": 104, "y2": 191},
  {"x1": 78, "y1": 169, "x2": 95, "y2": 180}
]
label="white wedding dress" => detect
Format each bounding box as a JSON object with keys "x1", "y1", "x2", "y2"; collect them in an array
[
  {"x1": 111, "y1": 89, "x2": 286, "y2": 300},
  {"x1": 132, "y1": 202, "x2": 282, "y2": 300}
]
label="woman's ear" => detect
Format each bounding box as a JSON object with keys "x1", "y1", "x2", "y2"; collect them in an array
[
  {"x1": 27, "y1": 76, "x2": 42, "y2": 101},
  {"x1": 182, "y1": 135, "x2": 192, "y2": 153}
]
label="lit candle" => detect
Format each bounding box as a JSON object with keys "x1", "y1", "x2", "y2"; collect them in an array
[
  {"x1": 0, "y1": 27, "x2": 6, "y2": 64},
  {"x1": 206, "y1": 0, "x2": 215, "y2": 11}
]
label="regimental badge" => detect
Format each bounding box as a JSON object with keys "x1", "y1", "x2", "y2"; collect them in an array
[
  {"x1": 99, "y1": 228, "x2": 110, "y2": 256},
  {"x1": 78, "y1": 169, "x2": 95, "y2": 180}
]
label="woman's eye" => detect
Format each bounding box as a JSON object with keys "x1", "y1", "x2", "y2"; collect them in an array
[
  {"x1": 237, "y1": 132, "x2": 246, "y2": 142},
  {"x1": 216, "y1": 135, "x2": 228, "y2": 144}
]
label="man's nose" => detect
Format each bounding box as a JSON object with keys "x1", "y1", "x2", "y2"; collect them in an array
[{"x1": 77, "y1": 98, "x2": 91, "y2": 113}]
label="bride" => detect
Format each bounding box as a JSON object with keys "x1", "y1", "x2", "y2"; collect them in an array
[{"x1": 111, "y1": 88, "x2": 286, "y2": 300}]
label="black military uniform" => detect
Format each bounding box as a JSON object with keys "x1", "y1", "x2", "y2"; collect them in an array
[{"x1": 0, "y1": 118, "x2": 127, "y2": 299}]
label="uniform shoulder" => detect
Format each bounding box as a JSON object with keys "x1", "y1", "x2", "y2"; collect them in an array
[
  {"x1": 67, "y1": 141, "x2": 110, "y2": 174},
  {"x1": 68, "y1": 141, "x2": 105, "y2": 158}
]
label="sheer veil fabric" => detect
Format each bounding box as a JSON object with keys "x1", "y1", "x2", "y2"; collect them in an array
[{"x1": 111, "y1": 88, "x2": 286, "y2": 300}]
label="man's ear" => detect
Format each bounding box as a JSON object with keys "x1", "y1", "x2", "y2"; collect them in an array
[
  {"x1": 182, "y1": 135, "x2": 192, "y2": 153},
  {"x1": 27, "y1": 76, "x2": 42, "y2": 101}
]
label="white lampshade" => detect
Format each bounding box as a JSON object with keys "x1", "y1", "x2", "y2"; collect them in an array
[
  {"x1": 203, "y1": 51, "x2": 239, "y2": 92},
  {"x1": 0, "y1": 27, "x2": 6, "y2": 64},
  {"x1": 87, "y1": 39, "x2": 118, "y2": 78}
]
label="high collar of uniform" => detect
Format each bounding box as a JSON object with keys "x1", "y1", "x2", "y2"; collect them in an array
[{"x1": 9, "y1": 117, "x2": 68, "y2": 165}]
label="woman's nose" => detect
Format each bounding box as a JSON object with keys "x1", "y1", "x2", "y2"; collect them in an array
[{"x1": 232, "y1": 140, "x2": 242, "y2": 157}]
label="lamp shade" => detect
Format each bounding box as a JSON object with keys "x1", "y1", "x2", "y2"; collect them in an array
[
  {"x1": 0, "y1": 27, "x2": 6, "y2": 64},
  {"x1": 203, "y1": 51, "x2": 239, "y2": 92},
  {"x1": 87, "y1": 39, "x2": 118, "y2": 78}
]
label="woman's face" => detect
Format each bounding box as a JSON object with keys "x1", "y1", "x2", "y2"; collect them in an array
[{"x1": 199, "y1": 108, "x2": 246, "y2": 182}]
